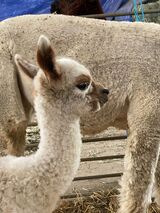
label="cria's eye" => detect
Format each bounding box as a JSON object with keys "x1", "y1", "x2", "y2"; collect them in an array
[{"x1": 76, "y1": 82, "x2": 89, "y2": 91}]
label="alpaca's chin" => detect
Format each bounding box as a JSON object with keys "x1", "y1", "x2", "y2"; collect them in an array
[{"x1": 89, "y1": 100, "x2": 101, "y2": 112}]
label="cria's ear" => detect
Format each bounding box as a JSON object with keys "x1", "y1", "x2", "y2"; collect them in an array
[
  {"x1": 14, "y1": 54, "x2": 38, "y2": 106},
  {"x1": 15, "y1": 54, "x2": 38, "y2": 79},
  {"x1": 37, "y1": 35, "x2": 61, "y2": 81}
]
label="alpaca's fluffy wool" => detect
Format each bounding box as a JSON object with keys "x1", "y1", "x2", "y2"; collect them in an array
[
  {"x1": 0, "y1": 15, "x2": 160, "y2": 213},
  {"x1": 0, "y1": 35, "x2": 107, "y2": 212},
  {"x1": 0, "y1": 85, "x2": 82, "y2": 213}
]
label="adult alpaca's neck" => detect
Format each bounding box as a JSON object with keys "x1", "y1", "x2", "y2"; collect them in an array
[{"x1": 34, "y1": 95, "x2": 82, "y2": 194}]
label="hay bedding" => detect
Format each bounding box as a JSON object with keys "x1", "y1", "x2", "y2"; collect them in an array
[
  {"x1": 53, "y1": 190, "x2": 160, "y2": 213},
  {"x1": 54, "y1": 190, "x2": 119, "y2": 213}
]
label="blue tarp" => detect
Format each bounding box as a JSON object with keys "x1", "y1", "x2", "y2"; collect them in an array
[
  {"x1": 101, "y1": 0, "x2": 133, "y2": 21},
  {"x1": 0, "y1": 0, "x2": 144, "y2": 22},
  {"x1": 101, "y1": 0, "x2": 146, "y2": 21},
  {"x1": 0, "y1": 0, "x2": 53, "y2": 21}
]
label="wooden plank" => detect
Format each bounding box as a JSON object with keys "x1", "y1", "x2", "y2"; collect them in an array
[
  {"x1": 84, "y1": 129, "x2": 127, "y2": 139},
  {"x1": 26, "y1": 130, "x2": 127, "y2": 160},
  {"x1": 81, "y1": 139, "x2": 126, "y2": 159},
  {"x1": 83, "y1": 135, "x2": 127, "y2": 143},
  {"x1": 64, "y1": 177, "x2": 121, "y2": 198},
  {"x1": 64, "y1": 158, "x2": 124, "y2": 197},
  {"x1": 76, "y1": 159, "x2": 124, "y2": 178},
  {"x1": 27, "y1": 124, "x2": 127, "y2": 138}
]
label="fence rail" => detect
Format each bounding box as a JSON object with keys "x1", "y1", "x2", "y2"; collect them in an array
[{"x1": 81, "y1": 9, "x2": 160, "y2": 19}]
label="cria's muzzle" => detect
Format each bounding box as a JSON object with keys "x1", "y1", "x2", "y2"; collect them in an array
[
  {"x1": 87, "y1": 82, "x2": 109, "y2": 112},
  {"x1": 99, "y1": 88, "x2": 109, "y2": 106}
]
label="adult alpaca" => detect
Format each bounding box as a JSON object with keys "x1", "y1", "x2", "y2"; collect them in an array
[
  {"x1": 51, "y1": 0, "x2": 104, "y2": 15},
  {"x1": 1, "y1": 15, "x2": 160, "y2": 213},
  {"x1": 0, "y1": 35, "x2": 108, "y2": 213}
]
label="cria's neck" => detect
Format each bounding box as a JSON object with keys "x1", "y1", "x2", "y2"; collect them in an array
[
  {"x1": 34, "y1": 96, "x2": 81, "y2": 160},
  {"x1": 26, "y1": 96, "x2": 82, "y2": 200},
  {"x1": 35, "y1": 95, "x2": 79, "y2": 128}
]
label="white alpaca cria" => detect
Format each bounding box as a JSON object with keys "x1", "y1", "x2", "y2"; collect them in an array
[{"x1": 0, "y1": 35, "x2": 108, "y2": 213}]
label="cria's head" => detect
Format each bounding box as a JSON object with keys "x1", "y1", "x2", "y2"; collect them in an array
[{"x1": 15, "y1": 35, "x2": 109, "y2": 116}]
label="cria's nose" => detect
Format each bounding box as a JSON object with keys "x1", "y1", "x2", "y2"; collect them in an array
[{"x1": 101, "y1": 88, "x2": 109, "y2": 95}]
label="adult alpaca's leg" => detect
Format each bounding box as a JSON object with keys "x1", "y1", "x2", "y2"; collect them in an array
[
  {"x1": 7, "y1": 120, "x2": 27, "y2": 156},
  {"x1": 0, "y1": 52, "x2": 29, "y2": 157},
  {"x1": 153, "y1": 158, "x2": 160, "y2": 205},
  {"x1": 118, "y1": 95, "x2": 160, "y2": 213}
]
